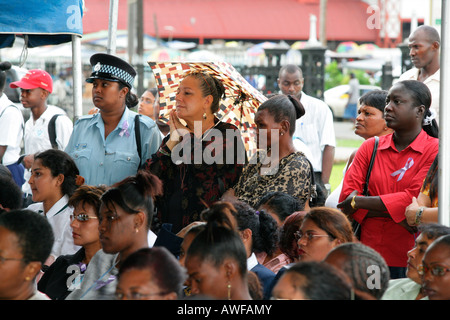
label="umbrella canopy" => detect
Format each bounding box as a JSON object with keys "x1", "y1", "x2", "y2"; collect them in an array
[
  {"x1": 148, "y1": 61, "x2": 268, "y2": 157},
  {"x1": 336, "y1": 41, "x2": 359, "y2": 53},
  {"x1": 358, "y1": 43, "x2": 379, "y2": 51}
]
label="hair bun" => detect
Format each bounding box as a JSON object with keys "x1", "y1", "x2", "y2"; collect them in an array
[
  {"x1": 288, "y1": 95, "x2": 305, "y2": 119},
  {"x1": 0, "y1": 61, "x2": 12, "y2": 71}
]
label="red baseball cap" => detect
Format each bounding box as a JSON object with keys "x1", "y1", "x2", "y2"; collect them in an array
[{"x1": 10, "y1": 69, "x2": 53, "y2": 93}]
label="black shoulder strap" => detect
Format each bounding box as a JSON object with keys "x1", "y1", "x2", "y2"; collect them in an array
[
  {"x1": 48, "y1": 114, "x2": 63, "y2": 149},
  {"x1": 135, "y1": 114, "x2": 142, "y2": 165},
  {"x1": 363, "y1": 136, "x2": 379, "y2": 196}
]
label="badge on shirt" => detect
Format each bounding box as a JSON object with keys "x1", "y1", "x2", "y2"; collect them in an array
[{"x1": 75, "y1": 143, "x2": 88, "y2": 150}]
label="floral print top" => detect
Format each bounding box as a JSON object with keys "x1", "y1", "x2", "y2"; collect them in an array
[{"x1": 233, "y1": 150, "x2": 312, "y2": 209}]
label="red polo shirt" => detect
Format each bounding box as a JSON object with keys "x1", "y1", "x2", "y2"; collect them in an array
[{"x1": 339, "y1": 130, "x2": 438, "y2": 267}]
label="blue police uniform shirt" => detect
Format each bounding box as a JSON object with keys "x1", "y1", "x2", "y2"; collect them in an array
[{"x1": 65, "y1": 107, "x2": 162, "y2": 186}]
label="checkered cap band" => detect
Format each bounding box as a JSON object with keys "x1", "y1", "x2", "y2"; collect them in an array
[{"x1": 92, "y1": 63, "x2": 134, "y2": 87}]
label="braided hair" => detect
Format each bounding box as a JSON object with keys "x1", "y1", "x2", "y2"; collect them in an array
[{"x1": 325, "y1": 242, "x2": 390, "y2": 299}]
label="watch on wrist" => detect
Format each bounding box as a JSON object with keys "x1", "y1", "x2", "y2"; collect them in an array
[{"x1": 415, "y1": 206, "x2": 425, "y2": 225}]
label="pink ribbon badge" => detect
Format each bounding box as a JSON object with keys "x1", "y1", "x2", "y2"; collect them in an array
[
  {"x1": 391, "y1": 157, "x2": 414, "y2": 182},
  {"x1": 119, "y1": 120, "x2": 130, "y2": 137}
]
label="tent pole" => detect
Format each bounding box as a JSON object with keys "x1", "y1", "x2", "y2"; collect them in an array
[
  {"x1": 72, "y1": 34, "x2": 83, "y2": 120},
  {"x1": 439, "y1": 0, "x2": 450, "y2": 227},
  {"x1": 107, "y1": 0, "x2": 119, "y2": 55}
]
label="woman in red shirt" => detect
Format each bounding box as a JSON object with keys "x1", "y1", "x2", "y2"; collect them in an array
[{"x1": 338, "y1": 80, "x2": 439, "y2": 279}]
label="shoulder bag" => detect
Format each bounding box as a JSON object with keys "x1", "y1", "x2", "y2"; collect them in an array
[{"x1": 353, "y1": 136, "x2": 379, "y2": 239}]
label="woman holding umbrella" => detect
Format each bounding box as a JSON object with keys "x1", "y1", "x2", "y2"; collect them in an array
[{"x1": 144, "y1": 71, "x2": 246, "y2": 234}]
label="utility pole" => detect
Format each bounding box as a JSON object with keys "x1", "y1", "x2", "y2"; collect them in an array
[
  {"x1": 128, "y1": 0, "x2": 145, "y2": 95},
  {"x1": 319, "y1": 0, "x2": 328, "y2": 47}
]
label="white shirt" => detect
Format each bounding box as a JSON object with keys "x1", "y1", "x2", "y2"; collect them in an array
[
  {"x1": 27, "y1": 195, "x2": 80, "y2": 259},
  {"x1": 398, "y1": 68, "x2": 440, "y2": 125},
  {"x1": 247, "y1": 252, "x2": 259, "y2": 271},
  {"x1": 293, "y1": 92, "x2": 336, "y2": 172},
  {"x1": 0, "y1": 94, "x2": 24, "y2": 166},
  {"x1": 22, "y1": 105, "x2": 73, "y2": 194},
  {"x1": 24, "y1": 105, "x2": 73, "y2": 154}
]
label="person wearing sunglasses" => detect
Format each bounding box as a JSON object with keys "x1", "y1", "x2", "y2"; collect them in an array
[
  {"x1": 382, "y1": 223, "x2": 450, "y2": 300},
  {"x1": 420, "y1": 234, "x2": 450, "y2": 300},
  {"x1": 65, "y1": 170, "x2": 163, "y2": 300},
  {"x1": 37, "y1": 185, "x2": 107, "y2": 300}
]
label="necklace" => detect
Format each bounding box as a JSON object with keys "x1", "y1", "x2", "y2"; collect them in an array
[{"x1": 200, "y1": 118, "x2": 221, "y2": 142}]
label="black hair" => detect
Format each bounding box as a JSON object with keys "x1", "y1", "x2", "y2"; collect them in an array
[
  {"x1": 257, "y1": 94, "x2": 305, "y2": 136},
  {"x1": 118, "y1": 82, "x2": 139, "y2": 108},
  {"x1": 0, "y1": 176, "x2": 23, "y2": 212},
  {"x1": 284, "y1": 261, "x2": 353, "y2": 300},
  {"x1": 187, "y1": 211, "x2": 248, "y2": 279},
  {"x1": 394, "y1": 80, "x2": 439, "y2": 138},
  {"x1": 426, "y1": 234, "x2": 450, "y2": 254},
  {"x1": 359, "y1": 89, "x2": 388, "y2": 114},
  {"x1": 325, "y1": 242, "x2": 390, "y2": 299},
  {"x1": 278, "y1": 64, "x2": 303, "y2": 78},
  {"x1": 418, "y1": 222, "x2": 450, "y2": 240},
  {"x1": 0, "y1": 61, "x2": 12, "y2": 91},
  {"x1": 412, "y1": 25, "x2": 441, "y2": 44},
  {"x1": 148, "y1": 87, "x2": 158, "y2": 98},
  {"x1": 421, "y1": 154, "x2": 438, "y2": 204},
  {"x1": 255, "y1": 191, "x2": 304, "y2": 222},
  {"x1": 101, "y1": 170, "x2": 163, "y2": 230},
  {"x1": 0, "y1": 209, "x2": 54, "y2": 265},
  {"x1": 232, "y1": 201, "x2": 278, "y2": 256},
  {"x1": 118, "y1": 247, "x2": 187, "y2": 298},
  {"x1": 185, "y1": 71, "x2": 226, "y2": 114},
  {"x1": 34, "y1": 149, "x2": 80, "y2": 197}
]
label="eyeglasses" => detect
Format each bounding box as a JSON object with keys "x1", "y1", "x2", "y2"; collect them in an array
[
  {"x1": 70, "y1": 214, "x2": 98, "y2": 222},
  {"x1": 417, "y1": 264, "x2": 450, "y2": 277},
  {"x1": 295, "y1": 231, "x2": 331, "y2": 242},
  {"x1": 0, "y1": 255, "x2": 24, "y2": 264},
  {"x1": 114, "y1": 291, "x2": 169, "y2": 300}
]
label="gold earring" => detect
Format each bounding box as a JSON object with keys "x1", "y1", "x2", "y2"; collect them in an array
[{"x1": 227, "y1": 281, "x2": 231, "y2": 300}]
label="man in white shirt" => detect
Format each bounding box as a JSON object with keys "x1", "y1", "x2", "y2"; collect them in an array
[
  {"x1": 0, "y1": 63, "x2": 25, "y2": 189},
  {"x1": 10, "y1": 69, "x2": 73, "y2": 200},
  {"x1": 398, "y1": 25, "x2": 440, "y2": 124},
  {"x1": 277, "y1": 65, "x2": 336, "y2": 201}
]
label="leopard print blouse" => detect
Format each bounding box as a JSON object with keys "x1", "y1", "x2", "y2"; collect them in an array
[{"x1": 233, "y1": 150, "x2": 312, "y2": 208}]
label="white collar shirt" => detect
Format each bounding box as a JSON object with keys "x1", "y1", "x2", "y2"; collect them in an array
[{"x1": 27, "y1": 195, "x2": 80, "y2": 259}]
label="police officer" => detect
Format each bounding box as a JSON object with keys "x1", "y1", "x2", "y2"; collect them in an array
[{"x1": 65, "y1": 53, "x2": 162, "y2": 186}]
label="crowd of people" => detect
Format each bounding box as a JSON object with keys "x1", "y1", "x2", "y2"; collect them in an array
[{"x1": 0, "y1": 25, "x2": 449, "y2": 301}]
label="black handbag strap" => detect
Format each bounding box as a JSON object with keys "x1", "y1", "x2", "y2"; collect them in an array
[
  {"x1": 363, "y1": 136, "x2": 379, "y2": 196},
  {"x1": 134, "y1": 114, "x2": 142, "y2": 165}
]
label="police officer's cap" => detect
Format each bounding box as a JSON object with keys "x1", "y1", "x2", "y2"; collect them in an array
[{"x1": 86, "y1": 53, "x2": 136, "y2": 88}]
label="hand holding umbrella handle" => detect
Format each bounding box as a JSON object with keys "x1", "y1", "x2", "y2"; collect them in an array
[{"x1": 166, "y1": 110, "x2": 187, "y2": 150}]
